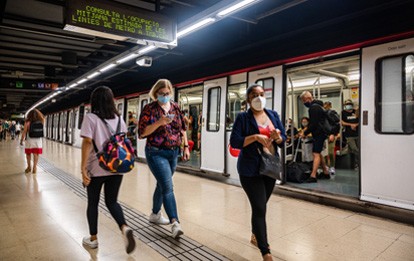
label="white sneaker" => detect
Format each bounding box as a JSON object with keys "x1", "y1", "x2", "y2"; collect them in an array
[
  {"x1": 149, "y1": 211, "x2": 170, "y2": 225},
  {"x1": 329, "y1": 167, "x2": 336, "y2": 175},
  {"x1": 82, "y1": 236, "x2": 98, "y2": 249},
  {"x1": 171, "y1": 221, "x2": 184, "y2": 239},
  {"x1": 122, "y1": 226, "x2": 136, "y2": 254}
]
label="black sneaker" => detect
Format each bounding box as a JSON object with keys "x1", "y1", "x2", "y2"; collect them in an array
[
  {"x1": 317, "y1": 173, "x2": 331, "y2": 179},
  {"x1": 305, "y1": 177, "x2": 317, "y2": 183}
]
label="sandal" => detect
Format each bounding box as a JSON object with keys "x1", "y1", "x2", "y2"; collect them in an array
[
  {"x1": 32, "y1": 167, "x2": 37, "y2": 174},
  {"x1": 250, "y1": 234, "x2": 258, "y2": 247},
  {"x1": 25, "y1": 167, "x2": 31, "y2": 173}
]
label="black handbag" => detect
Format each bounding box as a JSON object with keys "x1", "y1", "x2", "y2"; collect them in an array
[{"x1": 257, "y1": 146, "x2": 282, "y2": 180}]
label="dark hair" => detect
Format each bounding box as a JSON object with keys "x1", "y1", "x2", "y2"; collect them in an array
[
  {"x1": 246, "y1": 84, "x2": 262, "y2": 97},
  {"x1": 26, "y1": 109, "x2": 45, "y2": 123},
  {"x1": 90, "y1": 86, "x2": 119, "y2": 119}
]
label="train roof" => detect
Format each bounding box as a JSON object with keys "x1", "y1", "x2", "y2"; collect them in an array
[{"x1": 0, "y1": 0, "x2": 413, "y2": 116}]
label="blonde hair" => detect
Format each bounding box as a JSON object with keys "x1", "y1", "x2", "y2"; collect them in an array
[{"x1": 149, "y1": 79, "x2": 173, "y2": 100}]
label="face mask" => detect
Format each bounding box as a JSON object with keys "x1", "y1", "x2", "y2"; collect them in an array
[
  {"x1": 157, "y1": 95, "x2": 171, "y2": 104},
  {"x1": 251, "y1": 96, "x2": 266, "y2": 111},
  {"x1": 345, "y1": 105, "x2": 353, "y2": 110},
  {"x1": 185, "y1": 113, "x2": 188, "y2": 117},
  {"x1": 304, "y1": 102, "x2": 311, "y2": 108},
  {"x1": 302, "y1": 122, "x2": 308, "y2": 127}
]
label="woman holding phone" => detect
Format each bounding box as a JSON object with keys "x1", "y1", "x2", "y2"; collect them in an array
[{"x1": 138, "y1": 79, "x2": 190, "y2": 239}]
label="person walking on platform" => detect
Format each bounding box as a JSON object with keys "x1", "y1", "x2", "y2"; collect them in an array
[
  {"x1": 80, "y1": 86, "x2": 136, "y2": 254},
  {"x1": 230, "y1": 84, "x2": 286, "y2": 261},
  {"x1": 20, "y1": 109, "x2": 44, "y2": 174},
  {"x1": 138, "y1": 79, "x2": 190, "y2": 239},
  {"x1": 300, "y1": 91, "x2": 331, "y2": 182}
]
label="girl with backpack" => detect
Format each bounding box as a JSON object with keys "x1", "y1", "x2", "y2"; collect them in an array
[
  {"x1": 20, "y1": 109, "x2": 44, "y2": 174},
  {"x1": 80, "y1": 86, "x2": 136, "y2": 254}
]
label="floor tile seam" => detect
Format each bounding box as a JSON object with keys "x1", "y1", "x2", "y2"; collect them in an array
[
  {"x1": 371, "y1": 238, "x2": 399, "y2": 261},
  {"x1": 345, "y1": 224, "x2": 404, "y2": 244},
  {"x1": 282, "y1": 233, "x2": 384, "y2": 259},
  {"x1": 347, "y1": 215, "x2": 414, "y2": 237},
  {"x1": 38, "y1": 157, "x2": 227, "y2": 260}
]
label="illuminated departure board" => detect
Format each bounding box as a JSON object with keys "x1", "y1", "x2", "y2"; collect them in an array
[{"x1": 65, "y1": 0, "x2": 176, "y2": 44}]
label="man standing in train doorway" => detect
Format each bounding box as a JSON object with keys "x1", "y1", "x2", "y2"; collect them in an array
[
  {"x1": 341, "y1": 99, "x2": 359, "y2": 170},
  {"x1": 300, "y1": 91, "x2": 331, "y2": 183}
]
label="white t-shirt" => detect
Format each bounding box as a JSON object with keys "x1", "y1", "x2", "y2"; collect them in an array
[{"x1": 80, "y1": 113, "x2": 127, "y2": 177}]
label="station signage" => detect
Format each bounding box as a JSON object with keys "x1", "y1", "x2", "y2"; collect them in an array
[
  {"x1": 65, "y1": 0, "x2": 177, "y2": 46},
  {"x1": 1, "y1": 80, "x2": 58, "y2": 90}
]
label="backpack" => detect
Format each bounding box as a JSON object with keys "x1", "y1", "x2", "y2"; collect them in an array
[
  {"x1": 29, "y1": 121, "x2": 44, "y2": 138},
  {"x1": 93, "y1": 116, "x2": 135, "y2": 173},
  {"x1": 324, "y1": 109, "x2": 341, "y2": 135},
  {"x1": 313, "y1": 103, "x2": 340, "y2": 135}
]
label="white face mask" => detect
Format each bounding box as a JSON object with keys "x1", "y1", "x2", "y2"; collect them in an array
[
  {"x1": 345, "y1": 104, "x2": 353, "y2": 110},
  {"x1": 251, "y1": 96, "x2": 266, "y2": 111}
]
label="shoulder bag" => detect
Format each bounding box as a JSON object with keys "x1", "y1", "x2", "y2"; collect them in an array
[{"x1": 257, "y1": 144, "x2": 281, "y2": 180}]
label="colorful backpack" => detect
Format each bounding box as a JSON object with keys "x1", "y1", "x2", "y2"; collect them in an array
[{"x1": 93, "y1": 116, "x2": 135, "y2": 173}]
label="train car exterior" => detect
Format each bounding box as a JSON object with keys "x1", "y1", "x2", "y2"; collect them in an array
[{"x1": 44, "y1": 36, "x2": 414, "y2": 221}]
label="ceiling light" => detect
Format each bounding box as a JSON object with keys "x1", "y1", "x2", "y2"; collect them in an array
[
  {"x1": 99, "y1": 63, "x2": 117, "y2": 73},
  {"x1": 177, "y1": 18, "x2": 216, "y2": 38},
  {"x1": 87, "y1": 72, "x2": 101, "y2": 79},
  {"x1": 63, "y1": 25, "x2": 128, "y2": 42},
  {"x1": 77, "y1": 78, "x2": 87, "y2": 84},
  {"x1": 69, "y1": 83, "x2": 78, "y2": 88},
  {"x1": 116, "y1": 53, "x2": 139, "y2": 64},
  {"x1": 138, "y1": 46, "x2": 157, "y2": 55},
  {"x1": 217, "y1": 0, "x2": 260, "y2": 17}
]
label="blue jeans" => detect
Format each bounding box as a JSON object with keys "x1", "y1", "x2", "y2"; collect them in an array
[{"x1": 145, "y1": 146, "x2": 179, "y2": 222}]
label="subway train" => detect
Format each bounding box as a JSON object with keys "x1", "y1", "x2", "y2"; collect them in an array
[{"x1": 44, "y1": 35, "x2": 414, "y2": 220}]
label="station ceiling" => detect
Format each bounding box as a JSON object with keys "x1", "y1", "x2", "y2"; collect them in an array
[{"x1": 0, "y1": 0, "x2": 413, "y2": 117}]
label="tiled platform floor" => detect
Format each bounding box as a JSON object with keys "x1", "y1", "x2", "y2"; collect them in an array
[{"x1": 1, "y1": 139, "x2": 413, "y2": 261}]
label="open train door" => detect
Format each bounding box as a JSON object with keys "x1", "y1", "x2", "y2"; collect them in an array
[
  {"x1": 137, "y1": 94, "x2": 151, "y2": 159},
  {"x1": 201, "y1": 78, "x2": 227, "y2": 174},
  {"x1": 361, "y1": 37, "x2": 414, "y2": 210}
]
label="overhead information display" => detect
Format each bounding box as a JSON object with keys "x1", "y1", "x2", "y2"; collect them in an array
[{"x1": 65, "y1": 0, "x2": 176, "y2": 45}]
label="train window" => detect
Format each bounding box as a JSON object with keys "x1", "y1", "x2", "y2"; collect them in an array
[
  {"x1": 256, "y1": 78, "x2": 274, "y2": 109},
  {"x1": 207, "y1": 87, "x2": 221, "y2": 132},
  {"x1": 141, "y1": 99, "x2": 148, "y2": 111},
  {"x1": 376, "y1": 54, "x2": 414, "y2": 134},
  {"x1": 226, "y1": 83, "x2": 246, "y2": 130}
]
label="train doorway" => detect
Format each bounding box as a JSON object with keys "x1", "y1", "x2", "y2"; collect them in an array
[
  {"x1": 136, "y1": 94, "x2": 150, "y2": 159},
  {"x1": 177, "y1": 84, "x2": 203, "y2": 169},
  {"x1": 126, "y1": 98, "x2": 139, "y2": 151},
  {"x1": 284, "y1": 55, "x2": 360, "y2": 197}
]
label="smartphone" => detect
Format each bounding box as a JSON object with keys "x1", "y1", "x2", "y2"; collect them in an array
[{"x1": 166, "y1": 114, "x2": 175, "y2": 120}]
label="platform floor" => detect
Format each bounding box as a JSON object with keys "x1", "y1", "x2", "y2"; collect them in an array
[{"x1": 1, "y1": 139, "x2": 413, "y2": 261}]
